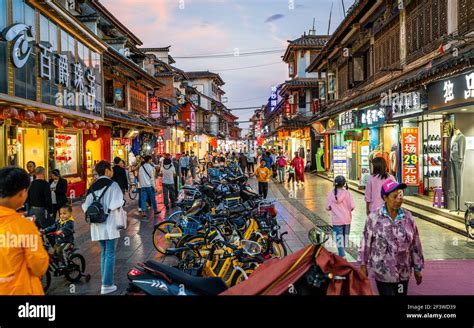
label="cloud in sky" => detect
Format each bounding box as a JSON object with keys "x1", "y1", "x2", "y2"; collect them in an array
[
  {"x1": 100, "y1": 0, "x2": 351, "y2": 131},
  {"x1": 264, "y1": 14, "x2": 285, "y2": 23}
]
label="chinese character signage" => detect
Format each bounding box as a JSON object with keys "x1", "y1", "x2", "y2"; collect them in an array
[
  {"x1": 333, "y1": 146, "x2": 347, "y2": 178},
  {"x1": 269, "y1": 85, "x2": 279, "y2": 112},
  {"x1": 401, "y1": 127, "x2": 419, "y2": 186},
  {"x1": 150, "y1": 96, "x2": 160, "y2": 118},
  {"x1": 339, "y1": 110, "x2": 355, "y2": 130},
  {"x1": 359, "y1": 106, "x2": 385, "y2": 128},
  {"x1": 383, "y1": 90, "x2": 427, "y2": 120},
  {"x1": 428, "y1": 70, "x2": 474, "y2": 110}
]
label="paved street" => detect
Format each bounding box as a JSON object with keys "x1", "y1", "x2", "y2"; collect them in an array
[{"x1": 45, "y1": 173, "x2": 474, "y2": 295}]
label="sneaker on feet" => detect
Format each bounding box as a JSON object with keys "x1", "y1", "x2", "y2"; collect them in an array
[{"x1": 101, "y1": 285, "x2": 117, "y2": 295}]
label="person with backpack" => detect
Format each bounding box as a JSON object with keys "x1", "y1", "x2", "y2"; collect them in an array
[
  {"x1": 82, "y1": 161, "x2": 125, "y2": 295},
  {"x1": 326, "y1": 176, "x2": 355, "y2": 259},
  {"x1": 138, "y1": 156, "x2": 160, "y2": 218},
  {"x1": 276, "y1": 152, "x2": 287, "y2": 183}
]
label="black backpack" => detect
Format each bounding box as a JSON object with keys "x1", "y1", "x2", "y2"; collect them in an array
[{"x1": 85, "y1": 181, "x2": 113, "y2": 224}]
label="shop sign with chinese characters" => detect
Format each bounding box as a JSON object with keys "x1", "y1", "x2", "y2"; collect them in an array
[
  {"x1": 428, "y1": 70, "x2": 474, "y2": 110},
  {"x1": 1, "y1": 23, "x2": 100, "y2": 114},
  {"x1": 268, "y1": 85, "x2": 279, "y2": 112},
  {"x1": 359, "y1": 106, "x2": 385, "y2": 128},
  {"x1": 401, "y1": 127, "x2": 419, "y2": 186},
  {"x1": 339, "y1": 110, "x2": 355, "y2": 130}
]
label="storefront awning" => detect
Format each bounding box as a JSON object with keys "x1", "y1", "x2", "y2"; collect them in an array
[{"x1": 105, "y1": 108, "x2": 151, "y2": 128}]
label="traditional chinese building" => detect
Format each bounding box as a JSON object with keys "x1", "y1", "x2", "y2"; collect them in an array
[
  {"x1": 307, "y1": 0, "x2": 474, "y2": 210},
  {"x1": 0, "y1": 0, "x2": 108, "y2": 197}
]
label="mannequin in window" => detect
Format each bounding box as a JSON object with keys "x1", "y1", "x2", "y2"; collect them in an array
[
  {"x1": 450, "y1": 128, "x2": 466, "y2": 211},
  {"x1": 389, "y1": 144, "x2": 398, "y2": 180}
]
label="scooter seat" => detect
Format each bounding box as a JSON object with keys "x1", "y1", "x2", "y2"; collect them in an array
[{"x1": 144, "y1": 260, "x2": 228, "y2": 295}]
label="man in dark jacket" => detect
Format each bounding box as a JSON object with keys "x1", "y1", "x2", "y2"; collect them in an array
[
  {"x1": 112, "y1": 157, "x2": 128, "y2": 194},
  {"x1": 26, "y1": 166, "x2": 53, "y2": 229},
  {"x1": 49, "y1": 169, "x2": 68, "y2": 220}
]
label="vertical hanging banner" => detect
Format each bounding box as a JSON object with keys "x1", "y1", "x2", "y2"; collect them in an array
[{"x1": 401, "y1": 127, "x2": 419, "y2": 185}]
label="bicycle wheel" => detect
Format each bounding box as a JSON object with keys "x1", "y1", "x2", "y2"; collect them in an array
[
  {"x1": 42, "y1": 270, "x2": 51, "y2": 293},
  {"x1": 167, "y1": 210, "x2": 184, "y2": 222},
  {"x1": 229, "y1": 265, "x2": 257, "y2": 287},
  {"x1": 128, "y1": 186, "x2": 138, "y2": 200},
  {"x1": 153, "y1": 221, "x2": 183, "y2": 255},
  {"x1": 465, "y1": 209, "x2": 474, "y2": 239},
  {"x1": 65, "y1": 253, "x2": 86, "y2": 283}
]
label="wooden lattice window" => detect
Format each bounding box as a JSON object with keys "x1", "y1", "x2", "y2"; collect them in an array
[{"x1": 458, "y1": 0, "x2": 474, "y2": 34}]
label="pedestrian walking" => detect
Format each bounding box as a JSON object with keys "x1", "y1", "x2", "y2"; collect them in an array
[
  {"x1": 172, "y1": 156, "x2": 180, "y2": 197},
  {"x1": 287, "y1": 165, "x2": 295, "y2": 184},
  {"x1": 358, "y1": 180, "x2": 424, "y2": 296},
  {"x1": 247, "y1": 151, "x2": 255, "y2": 175},
  {"x1": 276, "y1": 152, "x2": 287, "y2": 183},
  {"x1": 255, "y1": 160, "x2": 271, "y2": 199},
  {"x1": 26, "y1": 166, "x2": 53, "y2": 229},
  {"x1": 112, "y1": 157, "x2": 128, "y2": 194},
  {"x1": 291, "y1": 152, "x2": 305, "y2": 187},
  {"x1": 365, "y1": 157, "x2": 395, "y2": 215},
  {"x1": 270, "y1": 150, "x2": 278, "y2": 179},
  {"x1": 0, "y1": 167, "x2": 49, "y2": 295},
  {"x1": 82, "y1": 160, "x2": 125, "y2": 295},
  {"x1": 261, "y1": 151, "x2": 273, "y2": 170},
  {"x1": 238, "y1": 152, "x2": 247, "y2": 175},
  {"x1": 326, "y1": 176, "x2": 354, "y2": 258},
  {"x1": 138, "y1": 155, "x2": 161, "y2": 217},
  {"x1": 189, "y1": 151, "x2": 198, "y2": 180},
  {"x1": 49, "y1": 169, "x2": 68, "y2": 220},
  {"x1": 161, "y1": 157, "x2": 176, "y2": 210},
  {"x1": 179, "y1": 152, "x2": 190, "y2": 183}
]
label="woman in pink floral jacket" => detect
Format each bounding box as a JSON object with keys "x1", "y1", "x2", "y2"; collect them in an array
[{"x1": 358, "y1": 180, "x2": 424, "y2": 296}]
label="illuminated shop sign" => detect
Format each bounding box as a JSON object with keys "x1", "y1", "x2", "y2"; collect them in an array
[{"x1": 428, "y1": 70, "x2": 474, "y2": 110}]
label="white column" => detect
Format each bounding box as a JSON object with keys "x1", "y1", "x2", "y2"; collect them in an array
[{"x1": 447, "y1": 0, "x2": 458, "y2": 35}]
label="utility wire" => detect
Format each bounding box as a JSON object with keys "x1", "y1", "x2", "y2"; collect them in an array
[
  {"x1": 174, "y1": 49, "x2": 284, "y2": 59},
  {"x1": 212, "y1": 61, "x2": 282, "y2": 72}
]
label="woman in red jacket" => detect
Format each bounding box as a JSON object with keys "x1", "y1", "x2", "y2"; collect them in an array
[{"x1": 291, "y1": 152, "x2": 305, "y2": 186}]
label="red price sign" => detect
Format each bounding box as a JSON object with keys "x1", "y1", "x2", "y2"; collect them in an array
[{"x1": 401, "y1": 127, "x2": 419, "y2": 185}]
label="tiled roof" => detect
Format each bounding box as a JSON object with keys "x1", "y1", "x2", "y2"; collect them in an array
[
  {"x1": 185, "y1": 71, "x2": 225, "y2": 85},
  {"x1": 140, "y1": 46, "x2": 171, "y2": 52},
  {"x1": 289, "y1": 34, "x2": 329, "y2": 47},
  {"x1": 283, "y1": 78, "x2": 320, "y2": 88},
  {"x1": 105, "y1": 108, "x2": 151, "y2": 127}
]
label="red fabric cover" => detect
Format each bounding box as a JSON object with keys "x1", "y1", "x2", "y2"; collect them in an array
[{"x1": 221, "y1": 245, "x2": 374, "y2": 296}]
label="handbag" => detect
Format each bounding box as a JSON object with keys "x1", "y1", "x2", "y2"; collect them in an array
[{"x1": 114, "y1": 207, "x2": 128, "y2": 230}]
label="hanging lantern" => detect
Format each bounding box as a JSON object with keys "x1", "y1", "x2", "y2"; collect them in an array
[
  {"x1": 19, "y1": 110, "x2": 35, "y2": 122},
  {"x1": 53, "y1": 117, "x2": 68, "y2": 129},
  {"x1": 34, "y1": 112, "x2": 47, "y2": 124},
  {"x1": 0, "y1": 107, "x2": 19, "y2": 120},
  {"x1": 73, "y1": 120, "x2": 86, "y2": 129},
  {"x1": 93, "y1": 123, "x2": 100, "y2": 131}
]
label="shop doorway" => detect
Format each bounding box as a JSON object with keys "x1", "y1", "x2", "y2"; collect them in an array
[
  {"x1": 17, "y1": 127, "x2": 46, "y2": 170},
  {"x1": 85, "y1": 138, "x2": 103, "y2": 187}
]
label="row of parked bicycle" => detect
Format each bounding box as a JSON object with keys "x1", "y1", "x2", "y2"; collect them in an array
[{"x1": 126, "y1": 163, "x2": 289, "y2": 295}]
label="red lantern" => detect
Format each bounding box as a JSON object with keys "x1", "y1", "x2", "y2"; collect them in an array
[
  {"x1": 93, "y1": 123, "x2": 100, "y2": 131},
  {"x1": 73, "y1": 120, "x2": 86, "y2": 129},
  {"x1": 19, "y1": 110, "x2": 35, "y2": 122},
  {"x1": 1, "y1": 107, "x2": 19, "y2": 119},
  {"x1": 34, "y1": 112, "x2": 47, "y2": 124},
  {"x1": 53, "y1": 117, "x2": 68, "y2": 128},
  {"x1": 85, "y1": 122, "x2": 94, "y2": 130}
]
